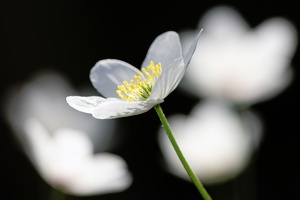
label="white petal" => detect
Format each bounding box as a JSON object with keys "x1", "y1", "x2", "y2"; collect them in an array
[
  {"x1": 90, "y1": 59, "x2": 140, "y2": 98},
  {"x1": 24, "y1": 119, "x2": 93, "y2": 181},
  {"x1": 198, "y1": 5, "x2": 249, "y2": 37},
  {"x1": 92, "y1": 99, "x2": 163, "y2": 119},
  {"x1": 183, "y1": 29, "x2": 203, "y2": 66},
  {"x1": 149, "y1": 31, "x2": 202, "y2": 100},
  {"x1": 66, "y1": 96, "x2": 162, "y2": 119},
  {"x1": 142, "y1": 31, "x2": 182, "y2": 71},
  {"x1": 23, "y1": 118, "x2": 54, "y2": 168},
  {"x1": 65, "y1": 153, "x2": 132, "y2": 195},
  {"x1": 150, "y1": 57, "x2": 184, "y2": 99},
  {"x1": 66, "y1": 96, "x2": 108, "y2": 114},
  {"x1": 255, "y1": 17, "x2": 297, "y2": 59}
]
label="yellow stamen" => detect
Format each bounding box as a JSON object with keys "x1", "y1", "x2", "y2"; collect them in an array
[{"x1": 116, "y1": 61, "x2": 162, "y2": 101}]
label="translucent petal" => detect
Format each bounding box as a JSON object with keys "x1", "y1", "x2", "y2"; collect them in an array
[
  {"x1": 90, "y1": 59, "x2": 141, "y2": 98},
  {"x1": 141, "y1": 31, "x2": 182, "y2": 71},
  {"x1": 183, "y1": 29, "x2": 203, "y2": 66},
  {"x1": 92, "y1": 99, "x2": 163, "y2": 119},
  {"x1": 150, "y1": 30, "x2": 202, "y2": 100},
  {"x1": 66, "y1": 96, "x2": 109, "y2": 114},
  {"x1": 150, "y1": 57, "x2": 184, "y2": 100}
]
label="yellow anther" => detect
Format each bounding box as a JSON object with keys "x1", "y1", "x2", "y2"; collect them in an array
[
  {"x1": 135, "y1": 75, "x2": 143, "y2": 82},
  {"x1": 116, "y1": 61, "x2": 162, "y2": 101}
]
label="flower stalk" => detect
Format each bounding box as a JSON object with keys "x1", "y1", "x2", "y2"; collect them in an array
[
  {"x1": 154, "y1": 104, "x2": 212, "y2": 200},
  {"x1": 48, "y1": 188, "x2": 67, "y2": 200}
]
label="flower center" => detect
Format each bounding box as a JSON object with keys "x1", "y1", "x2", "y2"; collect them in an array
[{"x1": 116, "y1": 61, "x2": 162, "y2": 101}]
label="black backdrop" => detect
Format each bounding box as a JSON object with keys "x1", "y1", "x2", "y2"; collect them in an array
[{"x1": 0, "y1": 1, "x2": 299, "y2": 200}]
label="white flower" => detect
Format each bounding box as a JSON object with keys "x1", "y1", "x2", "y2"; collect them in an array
[
  {"x1": 4, "y1": 71, "x2": 132, "y2": 195},
  {"x1": 67, "y1": 30, "x2": 202, "y2": 119},
  {"x1": 158, "y1": 100, "x2": 263, "y2": 184},
  {"x1": 180, "y1": 6, "x2": 297, "y2": 105}
]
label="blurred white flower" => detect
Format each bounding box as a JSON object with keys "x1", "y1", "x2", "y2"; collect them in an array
[
  {"x1": 180, "y1": 5, "x2": 298, "y2": 105},
  {"x1": 4, "y1": 70, "x2": 132, "y2": 196},
  {"x1": 158, "y1": 100, "x2": 262, "y2": 184}
]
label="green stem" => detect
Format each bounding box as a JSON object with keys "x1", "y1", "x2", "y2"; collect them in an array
[
  {"x1": 48, "y1": 188, "x2": 67, "y2": 200},
  {"x1": 154, "y1": 104, "x2": 212, "y2": 200}
]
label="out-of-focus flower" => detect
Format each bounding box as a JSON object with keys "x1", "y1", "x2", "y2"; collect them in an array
[
  {"x1": 158, "y1": 100, "x2": 262, "y2": 184},
  {"x1": 66, "y1": 30, "x2": 202, "y2": 119},
  {"x1": 180, "y1": 5, "x2": 298, "y2": 105},
  {"x1": 4, "y1": 70, "x2": 132, "y2": 196}
]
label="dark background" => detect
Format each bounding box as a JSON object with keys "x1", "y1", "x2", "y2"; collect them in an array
[{"x1": 0, "y1": 1, "x2": 299, "y2": 200}]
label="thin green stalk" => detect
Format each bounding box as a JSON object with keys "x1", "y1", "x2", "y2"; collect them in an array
[
  {"x1": 154, "y1": 104, "x2": 212, "y2": 200},
  {"x1": 48, "y1": 188, "x2": 67, "y2": 200}
]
